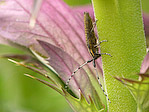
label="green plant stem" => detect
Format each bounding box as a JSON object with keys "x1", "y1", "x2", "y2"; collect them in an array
[{"x1": 92, "y1": 0, "x2": 146, "y2": 112}]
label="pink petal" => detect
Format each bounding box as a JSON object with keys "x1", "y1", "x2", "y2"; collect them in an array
[
  {"x1": 140, "y1": 52, "x2": 149, "y2": 73},
  {"x1": 0, "y1": 0, "x2": 102, "y2": 77},
  {"x1": 38, "y1": 40, "x2": 95, "y2": 100},
  {"x1": 72, "y1": 5, "x2": 94, "y2": 20},
  {"x1": 143, "y1": 13, "x2": 149, "y2": 37}
]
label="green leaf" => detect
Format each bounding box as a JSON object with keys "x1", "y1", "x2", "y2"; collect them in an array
[
  {"x1": 63, "y1": 88, "x2": 100, "y2": 112},
  {"x1": 92, "y1": 0, "x2": 146, "y2": 111},
  {"x1": 115, "y1": 74, "x2": 149, "y2": 112}
]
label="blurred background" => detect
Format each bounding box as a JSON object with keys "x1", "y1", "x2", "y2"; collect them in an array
[{"x1": 0, "y1": 0, "x2": 148, "y2": 112}]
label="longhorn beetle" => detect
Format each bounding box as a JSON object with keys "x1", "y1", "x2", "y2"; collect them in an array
[{"x1": 65, "y1": 12, "x2": 111, "y2": 103}]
